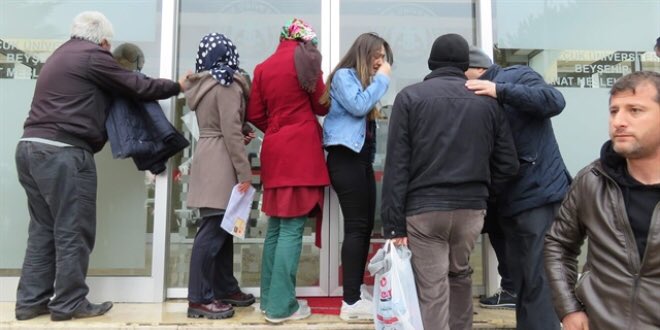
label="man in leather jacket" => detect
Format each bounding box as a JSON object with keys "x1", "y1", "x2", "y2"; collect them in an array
[{"x1": 544, "y1": 71, "x2": 660, "y2": 329}]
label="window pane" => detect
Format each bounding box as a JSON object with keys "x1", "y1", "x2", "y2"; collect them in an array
[
  {"x1": 493, "y1": 0, "x2": 660, "y2": 272},
  {"x1": 494, "y1": 0, "x2": 660, "y2": 175},
  {"x1": 0, "y1": 0, "x2": 160, "y2": 276}
]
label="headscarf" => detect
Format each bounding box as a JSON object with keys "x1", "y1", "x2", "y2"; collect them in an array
[
  {"x1": 280, "y1": 18, "x2": 318, "y2": 45},
  {"x1": 280, "y1": 18, "x2": 322, "y2": 93},
  {"x1": 195, "y1": 33, "x2": 239, "y2": 86}
]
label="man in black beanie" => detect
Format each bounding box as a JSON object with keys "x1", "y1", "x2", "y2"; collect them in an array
[
  {"x1": 381, "y1": 33, "x2": 519, "y2": 330},
  {"x1": 466, "y1": 47, "x2": 569, "y2": 330}
]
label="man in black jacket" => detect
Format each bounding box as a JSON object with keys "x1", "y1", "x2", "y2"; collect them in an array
[
  {"x1": 14, "y1": 11, "x2": 187, "y2": 321},
  {"x1": 466, "y1": 47, "x2": 571, "y2": 330},
  {"x1": 381, "y1": 34, "x2": 518, "y2": 330}
]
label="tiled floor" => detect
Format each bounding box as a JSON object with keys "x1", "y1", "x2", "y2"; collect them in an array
[{"x1": 0, "y1": 299, "x2": 515, "y2": 329}]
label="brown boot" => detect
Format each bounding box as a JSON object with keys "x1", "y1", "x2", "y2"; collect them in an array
[
  {"x1": 187, "y1": 301, "x2": 234, "y2": 319},
  {"x1": 218, "y1": 291, "x2": 256, "y2": 307}
]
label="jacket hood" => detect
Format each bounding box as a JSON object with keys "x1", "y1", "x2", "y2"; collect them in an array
[
  {"x1": 600, "y1": 140, "x2": 642, "y2": 188},
  {"x1": 185, "y1": 71, "x2": 250, "y2": 111}
]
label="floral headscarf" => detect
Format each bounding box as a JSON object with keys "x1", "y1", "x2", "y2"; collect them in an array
[
  {"x1": 280, "y1": 18, "x2": 318, "y2": 46},
  {"x1": 195, "y1": 33, "x2": 239, "y2": 86}
]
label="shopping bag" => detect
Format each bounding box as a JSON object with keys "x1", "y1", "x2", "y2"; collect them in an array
[{"x1": 369, "y1": 240, "x2": 424, "y2": 330}]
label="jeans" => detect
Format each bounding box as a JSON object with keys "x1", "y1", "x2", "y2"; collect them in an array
[
  {"x1": 327, "y1": 145, "x2": 375, "y2": 304},
  {"x1": 15, "y1": 141, "x2": 97, "y2": 315}
]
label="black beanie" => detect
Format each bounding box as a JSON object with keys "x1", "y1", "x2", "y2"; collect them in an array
[{"x1": 428, "y1": 33, "x2": 469, "y2": 71}]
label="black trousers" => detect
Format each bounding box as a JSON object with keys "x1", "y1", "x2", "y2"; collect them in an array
[
  {"x1": 483, "y1": 203, "x2": 514, "y2": 293},
  {"x1": 187, "y1": 215, "x2": 239, "y2": 303},
  {"x1": 15, "y1": 141, "x2": 97, "y2": 315},
  {"x1": 327, "y1": 145, "x2": 375, "y2": 304},
  {"x1": 500, "y1": 203, "x2": 561, "y2": 330}
]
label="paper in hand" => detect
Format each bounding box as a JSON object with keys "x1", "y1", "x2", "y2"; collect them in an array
[{"x1": 220, "y1": 184, "x2": 256, "y2": 239}]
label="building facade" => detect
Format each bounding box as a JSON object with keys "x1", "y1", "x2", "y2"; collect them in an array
[{"x1": 1, "y1": 0, "x2": 658, "y2": 302}]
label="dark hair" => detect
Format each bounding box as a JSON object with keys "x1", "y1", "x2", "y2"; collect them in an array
[
  {"x1": 113, "y1": 42, "x2": 144, "y2": 72},
  {"x1": 319, "y1": 32, "x2": 393, "y2": 112},
  {"x1": 609, "y1": 71, "x2": 660, "y2": 104}
]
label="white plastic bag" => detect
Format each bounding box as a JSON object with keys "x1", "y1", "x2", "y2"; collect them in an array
[
  {"x1": 369, "y1": 240, "x2": 424, "y2": 330},
  {"x1": 181, "y1": 111, "x2": 200, "y2": 141}
]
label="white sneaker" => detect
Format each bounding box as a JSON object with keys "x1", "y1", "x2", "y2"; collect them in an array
[
  {"x1": 360, "y1": 284, "x2": 373, "y2": 301},
  {"x1": 340, "y1": 298, "x2": 374, "y2": 321},
  {"x1": 265, "y1": 304, "x2": 311, "y2": 323}
]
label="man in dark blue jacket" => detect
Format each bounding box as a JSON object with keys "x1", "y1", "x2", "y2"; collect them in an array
[{"x1": 466, "y1": 47, "x2": 571, "y2": 330}]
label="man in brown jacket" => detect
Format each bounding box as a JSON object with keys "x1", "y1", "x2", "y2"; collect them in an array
[
  {"x1": 14, "y1": 11, "x2": 187, "y2": 321},
  {"x1": 544, "y1": 71, "x2": 660, "y2": 329}
]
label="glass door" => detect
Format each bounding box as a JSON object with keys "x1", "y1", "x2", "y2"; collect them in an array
[
  {"x1": 0, "y1": 0, "x2": 173, "y2": 302},
  {"x1": 329, "y1": 0, "x2": 481, "y2": 297},
  {"x1": 167, "y1": 0, "x2": 328, "y2": 298}
]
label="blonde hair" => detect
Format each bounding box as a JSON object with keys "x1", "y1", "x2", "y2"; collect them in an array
[{"x1": 320, "y1": 33, "x2": 393, "y2": 120}]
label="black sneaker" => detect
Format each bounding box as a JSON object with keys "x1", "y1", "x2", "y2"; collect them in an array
[{"x1": 479, "y1": 289, "x2": 516, "y2": 309}]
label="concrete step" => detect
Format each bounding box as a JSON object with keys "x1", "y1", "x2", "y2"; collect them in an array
[{"x1": 0, "y1": 300, "x2": 516, "y2": 329}]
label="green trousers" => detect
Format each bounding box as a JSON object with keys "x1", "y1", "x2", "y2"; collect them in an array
[{"x1": 260, "y1": 216, "x2": 306, "y2": 318}]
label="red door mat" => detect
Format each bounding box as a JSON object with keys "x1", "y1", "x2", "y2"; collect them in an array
[{"x1": 301, "y1": 297, "x2": 342, "y2": 315}]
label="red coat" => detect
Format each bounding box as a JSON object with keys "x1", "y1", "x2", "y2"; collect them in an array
[{"x1": 247, "y1": 40, "x2": 330, "y2": 190}]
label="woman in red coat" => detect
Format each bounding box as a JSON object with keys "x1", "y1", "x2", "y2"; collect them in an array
[{"x1": 246, "y1": 18, "x2": 329, "y2": 323}]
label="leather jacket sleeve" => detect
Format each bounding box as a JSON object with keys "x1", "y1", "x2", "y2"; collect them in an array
[{"x1": 544, "y1": 169, "x2": 589, "y2": 319}]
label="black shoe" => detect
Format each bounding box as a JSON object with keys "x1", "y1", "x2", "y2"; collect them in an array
[
  {"x1": 479, "y1": 289, "x2": 516, "y2": 309},
  {"x1": 15, "y1": 304, "x2": 49, "y2": 320},
  {"x1": 218, "y1": 291, "x2": 256, "y2": 307},
  {"x1": 51, "y1": 301, "x2": 113, "y2": 321}
]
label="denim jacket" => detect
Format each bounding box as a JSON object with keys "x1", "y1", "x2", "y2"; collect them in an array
[{"x1": 322, "y1": 68, "x2": 389, "y2": 153}]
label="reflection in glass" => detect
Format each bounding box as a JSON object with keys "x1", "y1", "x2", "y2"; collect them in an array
[
  {"x1": 0, "y1": 0, "x2": 160, "y2": 277},
  {"x1": 493, "y1": 0, "x2": 660, "y2": 272}
]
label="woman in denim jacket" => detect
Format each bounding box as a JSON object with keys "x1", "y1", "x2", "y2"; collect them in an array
[{"x1": 320, "y1": 32, "x2": 392, "y2": 321}]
